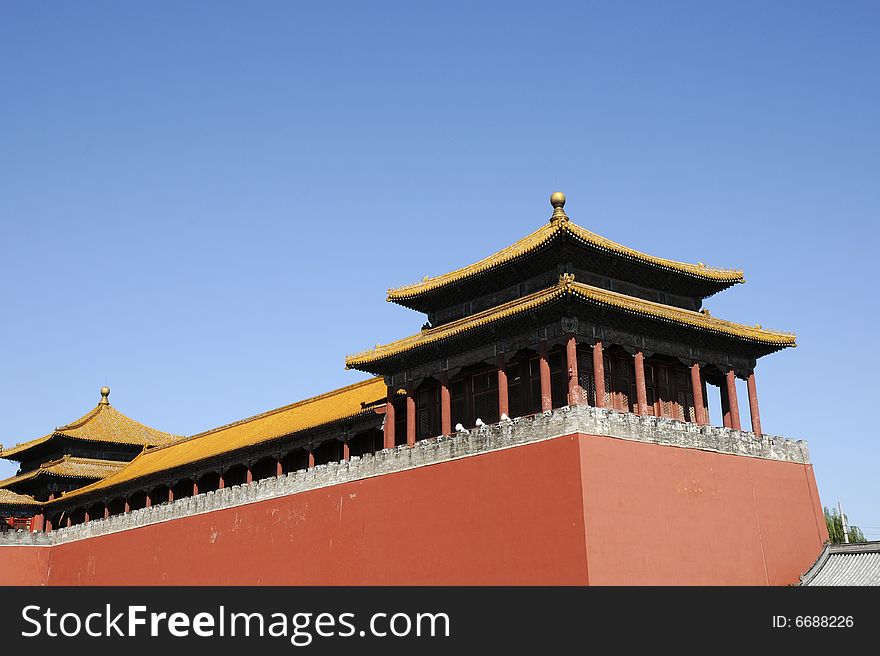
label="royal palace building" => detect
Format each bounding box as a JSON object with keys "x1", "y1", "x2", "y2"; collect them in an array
[{"x1": 0, "y1": 193, "x2": 828, "y2": 585}]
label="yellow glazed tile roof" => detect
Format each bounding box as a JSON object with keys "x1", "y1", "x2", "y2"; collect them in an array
[
  {"x1": 350, "y1": 274, "x2": 795, "y2": 369},
  {"x1": 0, "y1": 488, "x2": 39, "y2": 506},
  {"x1": 55, "y1": 377, "x2": 387, "y2": 503},
  {"x1": 0, "y1": 456, "x2": 127, "y2": 489},
  {"x1": 386, "y1": 214, "x2": 745, "y2": 303},
  {"x1": 0, "y1": 401, "x2": 180, "y2": 460}
]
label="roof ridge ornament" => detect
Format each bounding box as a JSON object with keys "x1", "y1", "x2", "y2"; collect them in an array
[
  {"x1": 559, "y1": 272, "x2": 576, "y2": 289},
  {"x1": 549, "y1": 191, "x2": 568, "y2": 224},
  {"x1": 99, "y1": 386, "x2": 111, "y2": 406}
]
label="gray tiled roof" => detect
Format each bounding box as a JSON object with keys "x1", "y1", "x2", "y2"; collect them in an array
[{"x1": 800, "y1": 542, "x2": 880, "y2": 586}]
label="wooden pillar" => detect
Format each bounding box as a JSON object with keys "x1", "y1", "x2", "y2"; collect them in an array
[
  {"x1": 720, "y1": 379, "x2": 731, "y2": 428},
  {"x1": 633, "y1": 351, "x2": 649, "y2": 415},
  {"x1": 566, "y1": 334, "x2": 584, "y2": 406},
  {"x1": 83, "y1": 510, "x2": 90, "y2": 524},
  {"x1": 690, "y1": 363, "x2": 707, "y2": 425},
  {"x1": 747, "y1": 371, "x2": 762, "y2": 436},
  {"x1": 218, "y1": 474, "x2": 225, "y2": 489},
  {"x1": 497, "y1": 353, "x2": 509, "y2": 417},
  {"x1": 406, "y1": 383, "x2": 416, "y2": 447},
  {"x1": 246, "y1": 466, "x2": 253, "y2": 484},
  {"x1": 192, "y1": 481, "x2": 199, "y2": 496},
  {"x1": 538, "y1": 339, "x2": 552, "y2": 411},
  {"x1": 32, "y1": 512, "x2": 44, "y2": 532},
  {"x1": 66, "y1": 515, "x2": 72, "y2": 528},
  {"x1": 383, "y1": 385, "x2": 396, "y2": 449},
  {"x1": 104, "y1": 505, "x2": 110, "y2": 519},
  {"x1": 725, "y1": 369, "x2": 741, "y2": 430},
  {"x1": 308, "y1": 448, "x2": 315, "y2": 469},
  {"x1": 592, "y1": 341, "x2": 606, "y2": 408},
  {"x1": 145, "y1": 494, "x2": 151, "y2": 508},
  {"x1": 45, "y1": 493, "x2": 55, "y2": 532},
  {"x1": 276, "y1": 459, "x2": 283, "y2": 477},
  {"x1": 343, "y1": 440, "x2": 350, "y2": 462},
  {"x1": 440, "y1": 371, "x2": 451, "y2": 435},
  {"x1": 124, "y1": 499, "x2": 130, "y2": 514},
  {"x1": 168, "y1": 488, "x2": 174, "y2": 503}
]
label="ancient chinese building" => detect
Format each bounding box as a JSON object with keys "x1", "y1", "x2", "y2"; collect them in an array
[
  {"x1": 0, "y1": 193, "x2": 828, "y2": 585},
  {"x1": 0, "y1": 387, "x2": 178, "y2": 529}
]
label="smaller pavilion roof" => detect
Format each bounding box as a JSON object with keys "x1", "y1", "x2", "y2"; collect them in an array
[
  {"x1": 0, "y1": 488, "x2": 39, "y2": 507},
  {"x1": 800, "y1": 542, "x2": 880, "y2": 586},
  {"x1": 0, "y1": 387, "x2": 180, "y2": 460},
  {"x1": 0, "y1": 456, "x2": 127, "y2": 490}
]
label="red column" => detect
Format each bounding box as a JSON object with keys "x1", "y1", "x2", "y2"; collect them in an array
[
  {"x1": 308, "y1": 448, "x2": 315, "y2": 469},
  {"x1": 538, "y1": 340, "x2": 552, "y2": 411},
  {"x1": 276, "y1": 459, "x2": 283, "y2": 477},
  {"x1": 124, "y1": 499, "x2": 131, "y2": 514},
  {"x1": 218, "y1": 474, "x2": 225, "y2": 489},
  {"x1": 104, "y1": 505, "x2": 110, "y2": 519},
  {"x1": 84, "y1": 511, "x2": 90, "y2": 524},
  {"x1": 192, "y1": 481, "x2": 199, "y2": 496},
  {"x1": 406, "y1": 383, "x2": 416, "y2": 447},
  {"x1": 747, "y1": 371, "x2": 762, "y2": 436},
  {"x1": 720, "y1": 379, "x2": 732, "y2": 428},
  {"x1": 66, "y1": 516, "x2": 72, "y2": 528},
  {"x1": 593, "y1": 341, "x2": 606, "y2": 408},
  {"x1": 566, "y1": 334, "x2": 584, "y2": 406},
  {"x1": 497, "y1": 353, "x2": 509, "y2": 417},
  {"x1": 690, "y1": 363, "x2": 707, "y2": 425},
  {"x1": 145, "y1": 494, "x2": 151, "y2": 508},
  {"x1": 46, "y1": 493, "x2": 55, "y2": 532},
  {"x1": 725, "y1": 369, "x2": 741, "y2": 430},
  {"x1": 343, "y1": 440, "x2": 350, "y2": 462},
  {"x1": 633, "y1": 351, "x2": 648, "y2": 415},
  {"x1": 168, "y1": 488, "x2": 174, "y2": 503},
  {"x1": 32, "y1": 512, "x2": 44, "y2": 532},
  {"x1": 245, "y1": 466, "x2": 253, "y2": 484},
  {"x1": 440, "y1": 371, "x2": 451, "y2": 435},
  {"x1": 384, "y1": 385, "x2": 396, "y2": 449}
]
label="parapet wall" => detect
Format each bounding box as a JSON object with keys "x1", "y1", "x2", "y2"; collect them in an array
[
  {"x1": 0, "y1": 406, "x2": 825, "y2": 585},
  {"x1": 3, "y1": 404, "x2": 810, "y2": 548}
]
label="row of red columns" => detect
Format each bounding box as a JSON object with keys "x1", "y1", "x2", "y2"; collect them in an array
[{"x1": 382, "y1": 334, "x2": 763, "y2": 447}]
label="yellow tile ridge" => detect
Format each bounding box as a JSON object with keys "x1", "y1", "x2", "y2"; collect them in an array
[
  {"x1": 387, "y1": 217, "x2": 744, "y2": 302},
  {"x1": 350, "y1": 274, "x2": 794, "y2": 368}
]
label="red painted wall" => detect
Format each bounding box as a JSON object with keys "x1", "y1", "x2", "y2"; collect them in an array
[
  {"x1": 0, "y1": 434, "x2": 827, "y2": 586},
  {"x1": 0, "y1": 546, "x2": 49, "y2": 586},
  {"x1": 577, "y1": 435, "x2": 828, "y2": 585}
]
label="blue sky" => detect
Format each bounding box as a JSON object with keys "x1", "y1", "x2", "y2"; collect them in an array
[{"x1": 1, "y1": 1, "x2": 877, "y2": 537}]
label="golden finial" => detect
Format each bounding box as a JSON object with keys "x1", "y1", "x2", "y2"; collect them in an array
[
  {"x1": 99, "y1": 386, "x2": 111, "y2": 405},
  {"x1": 549, "y1": 191, "x2": 568, "y2": 223},
  {"x1": 559, "y1": 272, "x2": 575, "y2": 288}
]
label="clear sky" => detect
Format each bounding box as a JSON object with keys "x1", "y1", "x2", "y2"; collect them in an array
[{"x1": 1, "y1": 2, "x2": 877, "y2": 538}]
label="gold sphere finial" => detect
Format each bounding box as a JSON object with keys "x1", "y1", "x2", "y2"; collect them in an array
[
  {"x1": 99, "y1": 386, "x2": 111, "y2": 405},
  {"x1": 549, "y1": 191, "x2": 568, "y2": 223}
]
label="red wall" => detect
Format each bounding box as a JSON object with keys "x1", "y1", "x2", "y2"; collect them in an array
[
  {"x1": 577, "y1": 435, "x2": 827, "y2": 585},
  {"x1": 0, "y1": 434, "x2": 827, "y2": 586},
  {"x1": 0, "y1": 546, "x2": 49, "y2": 586}
]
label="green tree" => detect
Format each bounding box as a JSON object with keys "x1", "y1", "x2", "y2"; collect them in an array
[{"x1": 824, "y1": 506, "x2": 867, "y2": 544}]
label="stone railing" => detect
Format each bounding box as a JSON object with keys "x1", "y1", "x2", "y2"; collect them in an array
[
  {"x1": 10, "y1": 404, "x2": 810, "y2": 546},
  {"x1": 0, "y1": 529, "x2": 52, "y2": 547}
]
